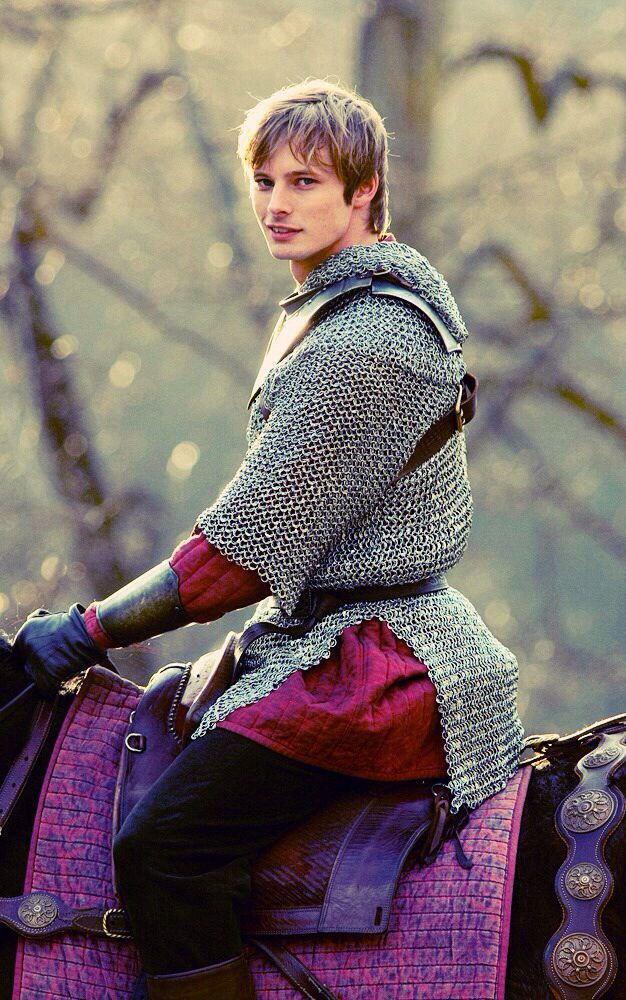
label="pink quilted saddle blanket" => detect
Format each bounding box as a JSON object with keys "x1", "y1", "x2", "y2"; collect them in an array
[
  {"x1": 14, "y1": 667, "x2": 530, "y2": 1000},
  {"x1": 13, "y1": 668, "x2": 142, "y2": 1000},
  {"x1": 249, "y1": 764, "x2": 531, "y2": 1000}
]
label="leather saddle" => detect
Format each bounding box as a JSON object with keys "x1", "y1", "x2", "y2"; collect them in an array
[{"x1": 113, "y1": 639, "x2": 453, "y2": 937}]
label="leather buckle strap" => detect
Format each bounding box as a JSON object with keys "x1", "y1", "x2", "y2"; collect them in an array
[
  {"x1": 455, "y1": 381, "x2": 465, "y2": 432},
  {"x1": 397, "y1": 372, "x2": 478, "y2": 481},
  {"x1": 250, "y1": 939, "x2": 339, "y2": 1000},
  {"x1": 0, "y1": 891, "x2": 132, "y2": 940},
  {"x1": 308, "y1": 573, "x2": 449, "y2": 610}
]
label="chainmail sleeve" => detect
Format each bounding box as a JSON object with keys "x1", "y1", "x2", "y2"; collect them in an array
[{"x1": 196, "y1": 345, "x2": 451, "y2": 616}]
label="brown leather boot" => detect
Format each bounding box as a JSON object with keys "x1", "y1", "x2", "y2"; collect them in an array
[{"x1": 146, "y1": 953, "x2": 255, "y2": 998}]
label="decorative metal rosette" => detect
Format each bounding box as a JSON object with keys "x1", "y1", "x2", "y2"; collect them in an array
[
  {"x1": 561, "y1": 790, "x2": 614, "y2": 832},
  {"x1": 553, "y1": 933, "x2": 608, "y2": 986},
  {"x1": 564, "y1": 863, "x2": 606, "y2": 900},
  {"x1": 582, "y1": 744, "x2": 620, "y2": 768},
  {"x1": 18, "y1": 893, "x2": 58, "y2": 929}
]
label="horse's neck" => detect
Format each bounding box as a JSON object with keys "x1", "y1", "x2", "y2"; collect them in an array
[{"x1": 528, "y1": 760, "x2": 579, "y2": 817}]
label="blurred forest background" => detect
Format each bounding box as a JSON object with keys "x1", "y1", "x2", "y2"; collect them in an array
[{"x1": 0, "y1": 0, "x2": 624, "y2": 737}]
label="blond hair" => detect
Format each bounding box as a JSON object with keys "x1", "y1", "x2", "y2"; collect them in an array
[{"x1": 238, "y1": 79, "x2": 390, "y2": 234}]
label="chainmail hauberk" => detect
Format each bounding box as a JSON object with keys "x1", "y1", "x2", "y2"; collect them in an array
[{"x1": 194, "y1": 240, "x2": 524, "y2": 813}]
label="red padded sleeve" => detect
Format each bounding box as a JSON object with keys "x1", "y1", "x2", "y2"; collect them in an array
[
  {"x1": 83, "y1": 604, "x2": 112, "y2": 650},
  {"x1": 83, "y1": 531, "x2": 271, "y2": 649},
  {"x1": 169, "y1": 530, "x2": 271, "y2": 621}
]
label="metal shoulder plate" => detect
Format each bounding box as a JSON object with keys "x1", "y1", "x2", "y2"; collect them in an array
[{"x1": 248, "y1": 270, "x2": 462, "y2": 408}]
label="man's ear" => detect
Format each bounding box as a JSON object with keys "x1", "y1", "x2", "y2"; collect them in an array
[{"x1": 352, "y1": 172, "x2": 379, "y2": 210}]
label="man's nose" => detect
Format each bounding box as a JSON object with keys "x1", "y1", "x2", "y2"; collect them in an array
[{"x1": 267, "y1": 183, "x2": 291, "y2": 216}]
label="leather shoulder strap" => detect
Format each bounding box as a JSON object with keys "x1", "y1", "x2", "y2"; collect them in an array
[{"x1": 248, "y1": 271, "x2": 462, "y2": 408}]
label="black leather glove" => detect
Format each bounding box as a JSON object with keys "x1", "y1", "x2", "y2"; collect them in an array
[{"x1": 12, "y1": 604, "x2": 109, "y2": 700}]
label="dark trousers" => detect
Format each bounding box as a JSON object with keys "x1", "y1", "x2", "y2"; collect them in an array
[{"x1": 113, "y1": 726, "x2": 367, "y2": 976}]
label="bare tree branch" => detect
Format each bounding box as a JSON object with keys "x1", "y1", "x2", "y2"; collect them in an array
[
  {"x1": 0, "y1": 13, "x2": 41, "y2": 41},
  {"x1": 5, "y1": 199, "x2": 131, "y2": 595},
  {"x1": 544, "y1": 379, "x2": 626, "y2": 449},
  {"x1": 447, "y1": 45, "x2": 626, "y2": 126},
  {"x1": 63, "y1": 71, "x2": 171, "y2": 218},
  {"x1": 421, "y1": 114, "x2": 617, "y2": 207},
  {"x1": 460, "y1": 242, "x2": 551, "y2": 321},
  {"x1": 19, "y1": 37, "x2": 61, "y2": 162},
  {"x1": 499, "y1": 420, "x2": 625, "y2": 561},
  {"x1": 477, "y1": 369, "x2": 626, "y2": 450},
  {"x1": 46, "y1": 227, "x2": 254, "y2": 386},
  {"x1": 175, "y1": 61, "x2": 274, "y2": 332}
]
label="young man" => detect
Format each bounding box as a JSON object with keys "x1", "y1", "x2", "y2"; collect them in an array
[{"x1": 14, "y1": 80, "x2": 524, "y2": 998}]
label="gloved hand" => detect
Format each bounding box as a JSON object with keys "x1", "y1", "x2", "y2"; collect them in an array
[{"x1": 12, "y1": 604, "x2": 108, "y2": 700}]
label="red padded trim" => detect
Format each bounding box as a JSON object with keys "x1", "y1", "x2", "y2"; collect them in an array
[
  {"x1": 83, "y1": 603, "x2": 115, "y2": 650},
  {"x1": 170, "y1": 531, "x2": 271, "y2": 622}
]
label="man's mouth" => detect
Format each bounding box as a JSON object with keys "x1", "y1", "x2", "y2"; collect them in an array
[{"x1": 267, "y1": 225, "x2": 301, "y2": 236}]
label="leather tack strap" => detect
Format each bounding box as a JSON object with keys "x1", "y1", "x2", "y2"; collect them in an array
[
  {"x1": 544, "y1": 725, "x2": 626, "y2": 999},
  {"x1": 0, "y1": 891, "x2": 131, "y2": 940},
  {"x1": 0, "y1": 698, "x2": 55, "y2": 835},
  {"x1": 250, "y1": 939, "x2": 339, "y2": 1000},
  {"x1": 522, "y1": 712, "x2": 626, "y2": 768}
]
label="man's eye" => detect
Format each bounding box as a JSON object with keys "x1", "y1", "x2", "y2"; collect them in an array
[
  {"x1": 255, "y1": 178, "x2": 272, "y2": 188},
  {"x1": 296, "y1": 177, "x2": 316, "y2": 186}
]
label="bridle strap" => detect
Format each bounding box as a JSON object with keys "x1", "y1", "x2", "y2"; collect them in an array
[
  {"x1": 543, "y1": 725, "x2": 626, "y2": 999},
  {"x1": 0, "y1": 695, "x2": 56, "y2": 835}
]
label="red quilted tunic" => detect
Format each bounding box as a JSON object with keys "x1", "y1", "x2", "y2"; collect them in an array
[{"x1": 84, "y1": 532, "x2": 447, "y2": 781}]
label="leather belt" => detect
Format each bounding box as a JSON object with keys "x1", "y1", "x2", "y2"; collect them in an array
[
  {"x1": 0, "y1": 890, "x2": 131, "y2": 939},
  {"x1": 233, "y1": 573, "x2": 448, "y2": 678}
]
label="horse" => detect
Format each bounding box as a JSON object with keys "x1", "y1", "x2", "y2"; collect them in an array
[{"x1": 1, "y1": 631, "x2": 624, "y2": 1000}]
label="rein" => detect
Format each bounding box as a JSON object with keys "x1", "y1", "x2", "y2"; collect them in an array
[
  {"x1": 0, "y1": 681, "x2": 37, "y2": 724},
  {"x1": 0, "y1": 695, "x2": 56, "y2": 835}
]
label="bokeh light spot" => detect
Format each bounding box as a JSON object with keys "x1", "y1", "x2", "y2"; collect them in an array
[
  {"x1": 167, "y1": 441, "x2": 200, "y2": 480},
  {"x1": 205, "y1": 242, "x2": 233, "y2": 269},
  {"x1": 71, "y1": 138, "x2": 92, "y2": 159},
  {"x1": 163, "y1": 76, "x2": 189, "y2": 102},
  {"x1": 35, "y1": 107, "x2": 61, "y2": 134},
  {"x1": 51, "y1": 334, "x2": 78, "y2": 360},
  {"x1": 40, "y1": 555, "x2": 64, "y2": 581},
  {"x1": 104, "y1": 41, "x2": 131, "y2": 69},
  {"x1": 177, "y1": 23, "x2": 206, "y2": 51},
  {"x1": 109, "y1": 352, "x2": 141, "y2": 388}
]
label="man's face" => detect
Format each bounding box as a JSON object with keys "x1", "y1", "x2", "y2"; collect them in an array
[{"x1": 250, "y1": 142, "x2": 377, "y2": 283}]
